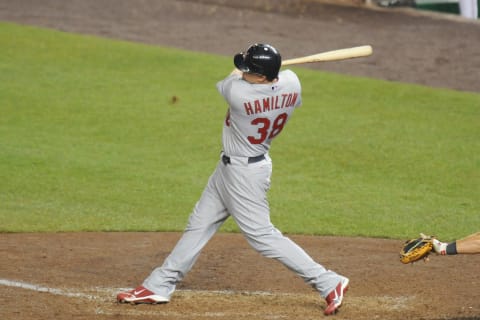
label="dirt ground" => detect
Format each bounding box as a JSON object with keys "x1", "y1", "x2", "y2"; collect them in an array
[{"x1": 0, "y1": 1, "x2": 479, "y2": 319}]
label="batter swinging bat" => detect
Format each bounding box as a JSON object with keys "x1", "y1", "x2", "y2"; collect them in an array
[{"x1": 282, "y1": 45, "x2": 373, "y2": 66}]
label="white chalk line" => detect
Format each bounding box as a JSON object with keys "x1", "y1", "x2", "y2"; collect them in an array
[
  {"x1": 0, "y1": 278, "x2": 412, "y2": 317},
  {"x1": 0, "y1": 278, "x2": 101, "y2": 300},
  {"x1": 0, "y1": 278, "x2": 307, "y2": 318},
  {"x1": 0, "y1": 278, "x2": 306, "y2": 299}
]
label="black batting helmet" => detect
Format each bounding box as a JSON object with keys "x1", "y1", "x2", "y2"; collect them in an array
[{"x1": 234, "y1": 43, "x2": 282, "y2": 81}]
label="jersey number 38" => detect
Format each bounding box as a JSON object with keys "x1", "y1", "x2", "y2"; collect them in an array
[{"x1": 247, "y1": 113, "x2": 288, "y2": 144}]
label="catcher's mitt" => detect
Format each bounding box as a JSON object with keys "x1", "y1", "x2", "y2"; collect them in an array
[{"x1": 399, "y1": 235, "x2": 433, "y2": 264}]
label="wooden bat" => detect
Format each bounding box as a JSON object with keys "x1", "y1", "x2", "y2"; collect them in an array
[{"x1": 282, "y1": 45, "x2": 373, "y2": 66}]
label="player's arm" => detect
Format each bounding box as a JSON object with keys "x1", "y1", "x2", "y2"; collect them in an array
[
  {"x1": 457, "y1": 232, "x2": 480, "y2": 254},
  {"x1": 230, "y1": 68, "x2": 242, "y2": 76},
  {"x1": 430, "y1": 231, "x2": 480, "y2": 255}
]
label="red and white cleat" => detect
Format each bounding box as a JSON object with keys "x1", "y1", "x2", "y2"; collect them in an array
[
  {"x1": 324, "y1": 277, "x2": 349, "y2": 315},
  {"x1": 117, "y1": 285, "x2": 169, "y2": 304}
]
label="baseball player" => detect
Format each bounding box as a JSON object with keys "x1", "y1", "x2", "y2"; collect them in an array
[
  {"x1": 432, "y1": 232, "x2": 480, "y2": 255},
  {"x1": 117, "y1": 43, "x2": 349, "y2": 315}
]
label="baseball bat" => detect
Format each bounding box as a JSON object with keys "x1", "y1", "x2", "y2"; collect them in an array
[{"x1": 281, "y1": 45, "x2": 373, "y2": 66}]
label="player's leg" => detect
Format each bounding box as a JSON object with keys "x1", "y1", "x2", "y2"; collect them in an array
[
  {"x1": 119, "y1": 163, "x2": 229, "y2": 303},
  {"x1": 223, "y1": 157, "x2": 348, "y2": 313}
]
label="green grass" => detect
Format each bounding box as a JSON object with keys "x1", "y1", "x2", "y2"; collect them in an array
[{"x1": 1, "y1": 22, "x2": 479, "y2": 240}]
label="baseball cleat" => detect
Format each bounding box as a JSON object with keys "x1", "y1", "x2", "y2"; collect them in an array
[
  {"x1": 324, "y1": 277, "x2": 349, "y2": 315},
  {"x1": 117, "y1": 285, "x2": 169, "y2": 304}
]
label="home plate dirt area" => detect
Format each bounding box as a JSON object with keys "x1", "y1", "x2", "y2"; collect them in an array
[{"x1": 1, "y1": 232, "x2": 479, "y2": 319}]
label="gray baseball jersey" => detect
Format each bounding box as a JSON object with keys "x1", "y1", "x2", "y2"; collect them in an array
[{"x1": 217, "y1": 69, "x2": 302, "y2": 157}]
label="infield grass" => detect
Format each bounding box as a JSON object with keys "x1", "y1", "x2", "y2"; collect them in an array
[{"x1": 1, "y1": 23, "x2": 478, "y2": 240}]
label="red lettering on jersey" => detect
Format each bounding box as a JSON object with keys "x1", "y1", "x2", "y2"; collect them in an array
[
  {"x1": 262, "y1": 97, "x2": 271, "y2": 112},
  {"x1": 244, "y1": 102, "x2": 254, "y2": 115},
  {"x1": 281, "y1": 94, "x2": 288, "y2": 108},
  {"x1": 254, "y1": 100, "x2": 262, "y2": 114},
  {"x1": 290, "y1": 93, "x2": 298, "y2": 107},
  {"x1": 244, "y1": 92, "x2": 298, "y2": 115},
  {"x1": 287, "y1": 93, "x2": 293, "y2": 107}
]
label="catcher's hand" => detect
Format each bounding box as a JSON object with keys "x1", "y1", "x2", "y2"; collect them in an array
[{"x1": 399, "y1": 233, "x2": 434, "y2": 264}]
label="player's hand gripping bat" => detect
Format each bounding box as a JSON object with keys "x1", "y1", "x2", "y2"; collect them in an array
[{"x1": 282, "y1": 45, "x2": 373, "y2": 66}]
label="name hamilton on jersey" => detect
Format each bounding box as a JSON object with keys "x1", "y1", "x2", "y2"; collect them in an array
[{"x1": 243, "y1": 92, "x2": 299, "y2": 116}]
